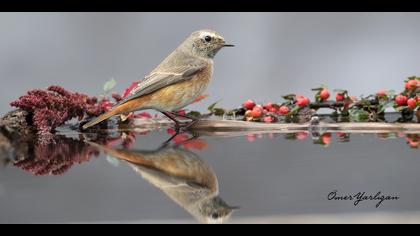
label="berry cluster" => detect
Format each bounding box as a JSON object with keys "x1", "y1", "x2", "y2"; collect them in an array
[{"x1": 238, "y1": 77, "x2": 420, "y2": 123}]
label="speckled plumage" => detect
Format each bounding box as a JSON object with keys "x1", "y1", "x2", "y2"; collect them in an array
[{"x1": 82, "y1": 29, "x2": 232, "y2": 130}]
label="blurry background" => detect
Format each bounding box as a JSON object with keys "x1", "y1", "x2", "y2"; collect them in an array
[{"x1": 1, "y1": 12, "x2": 420, "y2": 113}]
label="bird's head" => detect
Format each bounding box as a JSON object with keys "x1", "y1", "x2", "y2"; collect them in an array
[{"x1": 185, "y1": 29, "x2": 234, "y2": 59}]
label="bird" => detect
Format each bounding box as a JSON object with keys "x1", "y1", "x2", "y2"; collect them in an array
[
  {"x1": 86, "y1": 133, "x2": 237, "y2": 224},
  {"x1": 82, "y1": 29, "x2": 234, "y2": 130}
]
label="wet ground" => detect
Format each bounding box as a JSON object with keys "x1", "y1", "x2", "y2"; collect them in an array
[{"x1": 0, "y1": 117, "x2": 419, "y2": 223}]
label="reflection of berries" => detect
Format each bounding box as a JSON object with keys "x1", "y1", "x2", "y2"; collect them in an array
[
  {"x1": 243, "y1": 100, "x2": 256, "y2": 110},
  {"x1": 278, "y1": 106, "x2": 290, "y2": 115},
  {"x1": 407, "y1": 98, "x2": 417, "y2": 109},
  {"x1": 320, "y1": 89, "x2": 330, "y2": 101},
  {"x1": 337, "y1": 132, "x2": 347, "y2": 138},
  {"x1": 336, "y1": 93, "x2": 345, "y2": 102},
  {"x1": 405, "y1": 80, "x2": 418, "y2": 90},
  {"x1": 395, "y1": 95, "x2": 408, "y2": 106},
  {"x1": 322, "y1": 133, "x2": 332, "y2": 145},
  {"x1": 296, "y1": 132, "x2": 309, "y2": 140},
  {"x1": 246, "y1": 134, "x2": 256, "y2": 142}
]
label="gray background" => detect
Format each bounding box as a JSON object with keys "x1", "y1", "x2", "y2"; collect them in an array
[{"x1": 1, "y1": 12, "x2": 420, "y2": 113}]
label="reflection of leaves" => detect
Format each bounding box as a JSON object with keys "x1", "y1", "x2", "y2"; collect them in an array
[
  {"x1": 12, "y1": 136, "x2": 100, "y2": 176},
  {"x1": 103, "y1": 78, "x2": 117, "y2": 92},
  {"x1": 166, "y1": 131, "x2": 209, "y2": 151},
  {"x1": 106, "y1": 155, "x2": 120, "y2": 167}
]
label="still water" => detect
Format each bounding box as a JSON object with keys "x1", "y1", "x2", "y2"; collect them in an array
[{"x1": 0, "y1": 123, "x2": 419, "y2": 223}]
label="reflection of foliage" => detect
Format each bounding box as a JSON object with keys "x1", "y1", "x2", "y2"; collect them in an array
[
  {"x1": 13, "y1": 136, "x2": 100, "y2": 176},
  {"x1": 167, "y1": 128, "x2": 208, "y2": 150},
  {"x1": 406, "y1": 134, "x2": 419, "y2": 149},
  {"x1": 245, "y1": 131, "x2": 420, "y2": 149}
]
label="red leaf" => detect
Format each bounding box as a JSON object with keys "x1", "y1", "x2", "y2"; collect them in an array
[{"x1": 123, "y1": 80, "x2": 142, "y2": 98}]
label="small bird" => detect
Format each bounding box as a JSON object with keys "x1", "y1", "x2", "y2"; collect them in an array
[
  {"x1": 87, "y1": 134, "x2": 237, "y2": 224},
  {"x1": 82, "y1": 29, "x2": 234, "y2": 130}
]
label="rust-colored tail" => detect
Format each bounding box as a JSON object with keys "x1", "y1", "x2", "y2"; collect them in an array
[
  {"x1": 85, "y1": 141, "x2": 154, "y2": 167},
  {"x1": 82, "y1": 99, "x2": 139, "y2": 130},
  {"x1": 82, "y1": 108, "x2": 121, "y2": 130}
]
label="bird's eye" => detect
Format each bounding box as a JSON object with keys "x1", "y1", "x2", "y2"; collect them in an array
[
  {"x1": 204, "y1": 35, "x2": 212, "y2": 42},
  {"x1": 211, "y1": 213, "x2": 219, "y2": 219}
]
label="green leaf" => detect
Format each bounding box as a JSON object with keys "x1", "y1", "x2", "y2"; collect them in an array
[
  {"x1": 282, "y1": 94, "x2": 296, "y2": 101},
  {"x1": 187, "y1": 111, "x2": 201, "y2": 118},
  {"x1": 213, "y1": 108, "x2": 226, "y2": 116},
  {"x1": 207, "y1": 101, "x2": 219, "y2": 112},
  {"x1": 378, "y1": 101, "x2": 395, "y2": 114},
  {"x1": 395, "y1": 106, "x2": 408, "y2": 112},
  {"x1": 349, "y1": 109, "x2": 370, "y2": 121},
  {"x1": 333, "y1": 89, "x2": 348, "y2": 94},
  {"x1": 103, "y1": 78, "x2": 117, "y2": 92}
]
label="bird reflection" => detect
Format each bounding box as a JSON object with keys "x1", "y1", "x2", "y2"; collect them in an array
[{"x1": 88, "y1": 132, "x2": 237, "y2": 224}]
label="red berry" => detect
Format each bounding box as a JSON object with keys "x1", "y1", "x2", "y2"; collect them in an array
[
  {"x1": 407, "y1": 98, "x2": 417, "y2": 109},
  {"x1": 264, "y1": 102, "x2": 274, "y2": 110},
  {"x1": 243, "y1": 100, "x2": 256, "y2": 110},
  {"x1": 269, "y1": 107, "x2": 278, "y2": 113},
  {"x1": 296, "y1": 96, "x2": 310, "y2": 107},
  {"x1": 406, "y1": 80, "x2": 418, "y2": 90},
  {"x1": 376, "y1": 90, "x2": 386, "y2": 97},
  {"x1": 320, "y1": 89, "x2": 330, "y2": 101},
  {"x1": 336, "y1": 93, "x2": 345, "y2": 102},
  {"x1": 278, "y1": 106, "x2": 290, "y2": 115},
  {"x1": 250, "y1": 106, "x2": 263, "y2": 118},
  {"x1": 395, "y1": 95, "x2": 408, "y2": 106},
  {"x1": 264, "y1": 116, "x2": 275, "y2": 123}
]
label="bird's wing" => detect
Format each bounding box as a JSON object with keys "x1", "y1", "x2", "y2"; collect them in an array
[{"x1": 116, "y1": 63, "x2": 206, "y2": 106}]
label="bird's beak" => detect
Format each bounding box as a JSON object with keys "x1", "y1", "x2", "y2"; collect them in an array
[
  {"x1": 229, "y1": 205, "x2": 241, "y2": 210},
  {"x1": 223, "y1": 44, "x2": 235, "y2": 47}
]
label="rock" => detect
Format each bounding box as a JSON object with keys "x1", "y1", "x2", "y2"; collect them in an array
[{"x1": 0, "y1": 109, "x2": 36, "y2": 163}]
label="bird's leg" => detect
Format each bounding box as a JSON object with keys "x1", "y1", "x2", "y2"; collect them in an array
[
  {"x1": 158, "y1": 131, "x2": 181, "y2": 149},
  {"x1": 161, "y1": 111, "x2": 183, "y2": 125},
  {"x1": 169, "y1": 112, "x2": 200, "y2": 129}
]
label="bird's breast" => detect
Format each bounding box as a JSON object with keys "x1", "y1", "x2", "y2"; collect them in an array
[{"x1": 145, "y1": 65, "x2": 213, "y2": 111}]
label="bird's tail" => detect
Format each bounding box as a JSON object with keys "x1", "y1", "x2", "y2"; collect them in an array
[
  {"x1": 82, "y1": 108, "x2": 122, "y2": 130},
  {"x1": 82, "y1": 97, "x2": 144, "y2": 130},
  {"x1": 86, "y1": 141, "x2": 154, "y2": 167}
]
